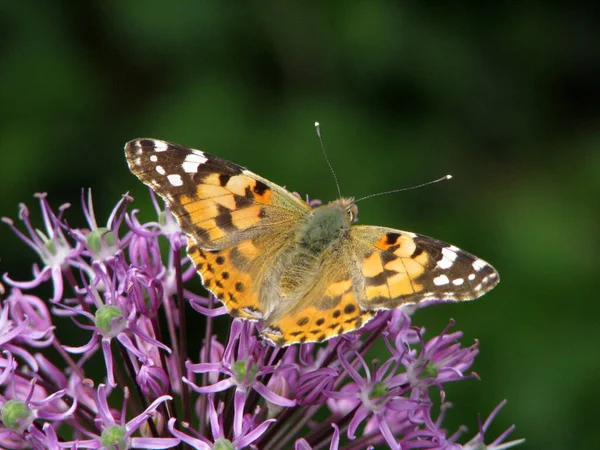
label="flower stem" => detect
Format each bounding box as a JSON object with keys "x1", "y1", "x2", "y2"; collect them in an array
[{"x1": 173, "y1": 248, "x2": 191, "y2": 428}]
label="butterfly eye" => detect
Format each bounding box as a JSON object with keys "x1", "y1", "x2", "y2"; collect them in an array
[{"x1": 347, "y1": 204, "x2": 359, "y2": 223}]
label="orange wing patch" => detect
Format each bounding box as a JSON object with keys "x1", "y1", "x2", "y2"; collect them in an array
[
  {"x1": 364, "y1": 237, "x2": 428, "y2": 307},
  {"x1": 176, "y1": 172, "x2": 274, "y2": 248},
  {"x1": 352, "y1": 226, "x2": 500, "y2": 308},
  {"x1": 262, "y1": 286, "x2": 376, "y2": 346},
  {"x1": 187, "y1": 241, "x2": 264, "y2": 321},
  {"x1": 354, "y1": 229, "x2": 431, "y2": 310}
]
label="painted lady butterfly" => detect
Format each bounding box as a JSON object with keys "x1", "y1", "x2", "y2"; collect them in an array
[{"x1": 125, "y1": 138, "x2": 499, "y2": 346}]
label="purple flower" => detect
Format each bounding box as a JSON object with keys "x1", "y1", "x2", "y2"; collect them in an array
[
  {"x1": 325, "y1": 343, "x2": 424, "y2": 449},
  {"x1": 71, "y1": 190, "x2": 132, "y2": 263},
  {"x1": 400, "y1": 320, "x2": 480, "y2": 402},
  {"x1": 2, "y1": 194, "x2": 83, "y2": 303},
  {"x1": 168, "y1": 393, "x2": 275, "y2": 449},
  {"x1": 64, "y1": 384, "x2": 178, "y2": 449},
  {"x1": 0, "y1": 191, "x2": 523, "y2": 449},
  {"x1": 59, "y1": 264, "x2": 170, "y2": 387},
  {"x1": 0, "y1": 363, "x2": 77, "y2": 448}
]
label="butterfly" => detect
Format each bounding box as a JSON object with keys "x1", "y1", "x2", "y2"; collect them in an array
[{"x1": 125, "y1": 138, "x2": 499, "y2": 346}]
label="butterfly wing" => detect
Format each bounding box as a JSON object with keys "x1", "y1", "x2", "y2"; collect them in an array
[
  {"x1": 349, "y1": 225, "x2": 499, "y2": 309},
  {"x1": 125, "y1": 138, "x2": 311, "y2": 319},
  {"x1": 125, "y1": 139, "x2": 309, "y2": 249},
  {"x1": 261, "y1": 224, "x2": 499, "y2": 346},
  {"x1": 261, "y1": 240, "x2": 377, "y2": 346}
]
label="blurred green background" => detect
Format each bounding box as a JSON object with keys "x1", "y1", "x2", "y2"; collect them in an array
[{"x1": 1, "y1": 2, "x2": 599, "y2": 449}]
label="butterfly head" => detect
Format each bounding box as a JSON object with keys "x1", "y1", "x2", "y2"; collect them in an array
[{"x1": 325, "y1": 198, "x2": 358, "y2": 224}]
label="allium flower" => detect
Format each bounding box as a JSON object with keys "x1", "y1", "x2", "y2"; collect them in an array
[
  {"x1": 0, "y1": 190, "x2": 524, "y2": 449},
  {"x1": 2, "y1": 193, "x2": 83, "y2": 303}
]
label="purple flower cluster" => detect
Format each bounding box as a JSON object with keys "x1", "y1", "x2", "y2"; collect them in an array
[{"x1": 0, "y1": 191, "x2": 524, "y2": 449}]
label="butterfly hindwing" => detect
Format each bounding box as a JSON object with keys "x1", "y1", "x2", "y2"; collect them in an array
[
  {"x1": 187, "y1": 240, "x2": 265, "y2": 320},
  {"x1": 261, "y1": 241, "x2": 377, "y2": 346},
  {"x1": 349, "y1": 225, "x2": 499, "y2": 309}
]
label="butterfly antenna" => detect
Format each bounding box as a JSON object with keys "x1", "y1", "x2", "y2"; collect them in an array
[
  {"x1": 355, "y1": 175, "x2": 452, "y2": 203},
  {"x1": 315, "y1": 122, "x2": 343, "y2": 198}
]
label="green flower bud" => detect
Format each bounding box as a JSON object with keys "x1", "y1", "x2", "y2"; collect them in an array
[
  {"x1": 87, "y1": 227, "x2": 116, "y2": 253},
  {"x1": 368, "y1": 381, "x2": 389, "y2": 400},
  {"x1": 1, "y1": 400, "x2": 34, "y2": 433},
  {"x1": 233, "y1": 359, "x2": 258, "y2": 384},
  {"x1": 214, "y1": 438, "x2": 235, "y2": 450},
  {"x1": 95, "y1": 305, "x2": 125, "y2": 336},
  {"x1": 101, "y1": 425, "x2": 130, "y2": 450}
]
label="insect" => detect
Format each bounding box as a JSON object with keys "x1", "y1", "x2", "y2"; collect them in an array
[{"x1": 125, "y1": 137, "x2": 499, "y2": 346}]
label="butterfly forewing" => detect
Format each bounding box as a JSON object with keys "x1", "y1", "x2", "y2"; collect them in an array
[
  {"x1": 349, "y1": 226, "x2": 499, "y2": 309},
  {"x1": 125, "y1": 139, "x2": 308, "y2": 250},
  {"x1": 125, "y1": 138, "x2": 309, "y2": 324}
]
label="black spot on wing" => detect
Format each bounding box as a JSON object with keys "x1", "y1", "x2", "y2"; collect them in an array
[
  {"x1": 219, "y1": 173, "x2": 231, "y2": 186},
  {"x1": 386, "y1": 232, "x2": 401, "y2": 245},
  {"x1": 344, "y1": 304, "x2": 356, "y2": 314},
  {"x1": 215, "y1": 204, "x2": 237, "y2": 231},
  {"x1": 235, "y1": 194, "x2": 254, "y2": 209},
  {"x1": 365, "y1": 270, "x2": 394, "y2": 287},
  {"x1": 386, "y1": 244, "x2": 400, "y2": 253},
  {"x1": 297, "y1": 317, "x2": 309, "y2": 326},
  {"x1": 411, "y1": 247, "x2": 424, "y2": 258},
  {"x1": 253, "y1": 180, "x2": 270, "y2": 196},
  {"x1": 379, "y1": 251, "x2": 397, "y2": 266}
]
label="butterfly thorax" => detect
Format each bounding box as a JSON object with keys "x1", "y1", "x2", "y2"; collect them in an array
[
  {"x1": 278, "y1": 198, "x2": 356, "y2": 297},
  {"x1": 296, "y1": 198, "x2": 356, "y2": 255}
]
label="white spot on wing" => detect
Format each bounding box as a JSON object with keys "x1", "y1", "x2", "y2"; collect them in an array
[
  {"x1": 472, "y1": 259, "x2": 487, "y2": 271},
  {"x1": 452, "y1": 278, "x2": 464, "y2": 286},
  {"x1": 182, "y1": 152, "x2": 207, "y2": 173},
  {"x1": 433, "y1": 274, "x2": 450, "y2": 286},
  {"x1": 156, "y1": 165, "x2": 166, "y2": 175},
  {"x1": 468, "y1": 273, "x2": 476, "y2": 281},
  {"x1": 167, "y1": 174, "x2": 183, "y2": 186},
  {"x1": 442, "y1": 247, "x2": 458, "y2": 262},
  {"x1": 437, "y1": 256, "x2": 453, "y2": 269},
  {"x1": 154, "y1": 141, "x2": 168, "y2": 152},
  {"x1": 150, "y1": 155, "x2": 158, "y2": 162}
]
